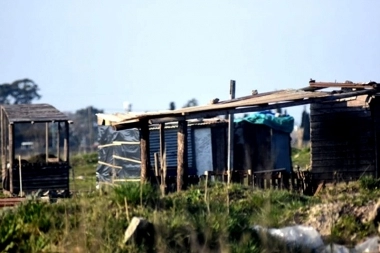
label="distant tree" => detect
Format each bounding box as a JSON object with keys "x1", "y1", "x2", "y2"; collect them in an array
[
  {"x1": 300, "y1": 107, "x2": 310, "y2": 141},
  {"x1": 69, "y1": 106, "x2": 104, "y2": 152},
  {"x1": 183, "y1": 98, "x2": 198, "y2": 108},
  {"x1": 169, "y1": 102, "x2": 176, "y2": 110},
  {"x1": 0, "y1": 79, "x2": 41, "y2": 104}
]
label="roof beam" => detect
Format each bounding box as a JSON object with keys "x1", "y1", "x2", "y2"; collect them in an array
[{"x1": 113, "y1": 88, "x2": 378, "y2": 130}]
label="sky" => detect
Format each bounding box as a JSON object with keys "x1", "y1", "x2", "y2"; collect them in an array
[{"x1": 1, "y1": 0, "x2": 380, "y2": 125}]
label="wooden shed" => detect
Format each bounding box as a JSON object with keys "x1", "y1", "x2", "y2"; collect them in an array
[
  {"x1": 310, "y1": 94, "x2": 380, "y2": 182},
  {"x1": 108, "y1": 80, "x2": 380, "y2": 192},
  {"x1": 1, "y1": 104, "x2": 71, "y2": 195}
]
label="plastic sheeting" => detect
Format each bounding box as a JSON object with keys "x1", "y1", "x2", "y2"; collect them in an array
[
  {"x1": 234, "y1": 111, "x2": 295, "y2": 133},
  {"x1": 253, "y1": 225, "x2": 380, "y2": 253},
  {"x1": 97, "y1": 126, "x2": 141, "y2": 182}
]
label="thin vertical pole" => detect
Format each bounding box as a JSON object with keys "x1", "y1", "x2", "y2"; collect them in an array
[
  {"x1": 57, "y1": 122, "x2": 61, "y2": 161},
  {"x1": 8, "y1": 123, "x2": 14, "y2": 193},
  {"x1": 64, "y1": 121, "x2": 69, "y2": 163},
  {"x1": 227, "y1": 80, "x2": 236, "y2": 185},
  {"x1": 159, "y1": 123, "x2": 166, "y2": 195},
  {"x1": 1, "y1": 109, "x2": 5, "y2": 188},
  {"x1": 140, "y1": 121, "x2": 150, "y2": 183},
  {"x1": 177, "y1": 120, "x2": 188, "y2": 191},
  {"x1": 18, "y1": 156, "x2": 22, "y2": 196},
  {"x1": 45, "y1": 122, "x2": 49, "y2": 163}
]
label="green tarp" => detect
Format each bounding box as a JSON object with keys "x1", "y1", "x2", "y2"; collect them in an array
[{"x1": 234, "y1": 111, "x2": 294, "y2": 133}]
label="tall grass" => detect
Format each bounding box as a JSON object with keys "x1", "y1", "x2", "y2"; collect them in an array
[{"x1": 0, "y1": 183, "x2": 314, "y2": 252}]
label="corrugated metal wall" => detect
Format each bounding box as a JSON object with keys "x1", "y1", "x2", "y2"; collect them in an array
[
  {"x1": 310, "y1": 95, "x2": 376, "y2": 181},
  {"x1": 149, "y1": 127, "x2": 193, "y2": 171}
]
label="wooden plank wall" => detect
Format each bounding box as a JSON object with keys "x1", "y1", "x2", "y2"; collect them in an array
[{"x1": 310, "y1": 95, "x2": 375, "y2": 182}]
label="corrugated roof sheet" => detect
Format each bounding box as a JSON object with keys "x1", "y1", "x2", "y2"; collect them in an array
[{"x1": 2, "y1": 104, "x2": 69, "y2": 123}]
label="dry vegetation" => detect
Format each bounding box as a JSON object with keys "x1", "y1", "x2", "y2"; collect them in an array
[{"x1": 1, "y1": 151, "x2": 380, "y2": 252}]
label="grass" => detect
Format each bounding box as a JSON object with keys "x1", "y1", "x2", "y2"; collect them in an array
[
  {"x1": 291, "y1": 147, "x2": 310, "y2": 169},
  {"x1": 0, "y1": 181, "x2": 315, "y2": 253},
  {"x1": 1, "y1": 151, "x2": 380, "y2": 252}
]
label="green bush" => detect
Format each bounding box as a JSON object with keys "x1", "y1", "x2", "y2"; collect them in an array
[{"x1": 359, "y1": 176, "x2": 380, "y2": 190}]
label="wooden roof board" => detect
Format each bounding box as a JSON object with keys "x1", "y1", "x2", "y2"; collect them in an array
[
  {"x1": 112, "y1": 88, "x2": 378, "y2": 129},
  {"x1": 2, "y1": 104, "x2": 69, "y2": 123}
]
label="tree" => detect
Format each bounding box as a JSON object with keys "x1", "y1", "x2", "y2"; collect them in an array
[
  {"x1": 0, "y1": 79, "x2": 41, "y2": 104},
  {"x1": 69, "y1": 106, "x2": 104, "y2": 152},
  {"x1": 182, "y1": 98, "x2": 198, "y2": 108},
  {"x1": 169, "y1": 102, "x2": 176, "y2": 110}
]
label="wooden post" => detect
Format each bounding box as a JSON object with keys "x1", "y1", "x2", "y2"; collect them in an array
[
  {"x1": 177, "y1": 120, "x2": 188, "y2": 191},
  {"x1": 154, "y1": 153, "x2": 159, "y2": 177},
  {"x1": 64, "y1": 121, "x2": 69, "y2": 163},
  {"x1": 45, "y1": 122, "x2": 49, "y2": 163},
  {"x1": 64, "y1": 121, "x2": 71, "y2": 191},
  {"x1": 227, "y1": 80, "x2": 236, "y2": 185},
  {"x1": 140, "y1": 121, "x2": 150, "y2": 183},
  {"x1": 159, "y1": 123, "x2": 166, "y2": 195},
  {"x1": 57, "y1": 122, "x2": 61, "y2": 161},
  {"x1": 8, "y1": 123, "x2": 14, "y2": 193},
  {"x1": 1, "y1": 109, "x2": 5, "y2": 188}
]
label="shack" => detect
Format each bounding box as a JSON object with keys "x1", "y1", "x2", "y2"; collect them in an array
[
  {"x1": 96, "y1": 116, "x2": 228, "y2": 185},
  {"x1": 104, "y1": 80, "x2": 380, "y2": 192},
  {"x1": 1, "y1": 104, "x2": 72, "y2": 196}
]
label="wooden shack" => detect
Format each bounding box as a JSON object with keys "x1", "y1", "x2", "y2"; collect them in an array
[
  {"x1": 310, "y1": 94, "x2": 379, "y2": 182},
  {"x1": 108, "y1": 80, "x2": 380, "y2": 192},
  {"x1": 1, "y1": 104, "x2": 71, "y2": 195}
]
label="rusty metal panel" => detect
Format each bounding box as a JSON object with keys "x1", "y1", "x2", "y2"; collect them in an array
[
  {"x1": 2, "y1": 104, "x2": 69, "y2": 123},
  {"x1": 310, "y1": 95, "x2": 375, "y2": 182}
]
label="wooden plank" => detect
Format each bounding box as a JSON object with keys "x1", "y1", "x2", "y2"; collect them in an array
[
  {"x1": 1, "y1": 109, "x2": 5, "y2": 189},
  {"x1": 154, "y1": 153, "x2": 159, "y2": 177},
  {"x1": 312, "y1": 159, "x2": 374, "y2": 167},
  {"x1": 309, "y1": 82, "x2": 377, "y2": 89},
  {"x1": 311, "y1": 139, "x2": 373, "y2": 148},
  {"x1": 45, "y1": 123, "x2": 49, "y2": 163},
  {"x1": 140, "y1": 121, "x2": 150, "y2": 183},
  {"x1": 311, "y1": 148, "x2": 373, "y2": 156},
  {"x1": 310, "y1": 107, "x2": 370, "y2": 116},
  {"x1": 8, "y1": 124, "x2": 14, "y2": 193},
  {"x1": 310, "y1": 114, "x2": 371, "y2": 123},
  {"x1": 64, "y1": 121, "x2": 69, "y2": 163},
  {"x1": 159, "y1": 123, "x2": 166, "y2": 195},
  {"x1": 57, "y1": 122, "x2": 60, "y2": 160},
  {"x1": 177, "y1": 120, "x2": 188, "y2": 191}
]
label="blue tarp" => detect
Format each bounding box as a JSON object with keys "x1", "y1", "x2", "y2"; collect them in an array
[{"x1": 234, "y1": 111, "x2": 294, "y2": 133}]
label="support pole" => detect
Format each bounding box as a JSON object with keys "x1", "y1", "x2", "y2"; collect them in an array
[
  {"x1": 227, "y1": 80, "x2": 236, "y2": 185},
  {"x1": 140, "y1": 121, "x2": 150, "y2": 183},
  {"x1": 45, "y1": 122, "x2": 49, "y2": 163},
  {"x1": 160, "y1": 123, "x2": 166, "y2": 195},
  {"x1": 177, "y1": 120, "x2": 188, "y2": 191},
  {"x1": 1, "y1": 109, "x2": 5, "y2": 189},
  {"x1": 8, "y1": 123, "x2": 14, "y2": 193},
  {"x1": 64, "y1": 121, "x2": 69, "y2": 163},
  {"x1": 57, "y1": 122, "x2": 61, "y2": 161}
]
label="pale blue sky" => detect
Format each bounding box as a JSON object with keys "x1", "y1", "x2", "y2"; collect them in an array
[{"x1": 1, "y1": 1, "x2": 380, "y2": 125}]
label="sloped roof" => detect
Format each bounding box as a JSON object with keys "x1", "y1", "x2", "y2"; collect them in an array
[
  {"x1": 112, "y1": 85, "x2": 379, "y2": 130},
  {"x1": 1, "y1": 103, "x2": 69, "y2": 123}
]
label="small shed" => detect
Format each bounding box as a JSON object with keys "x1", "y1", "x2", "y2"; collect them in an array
[
  {"x1": 1, "y1": 104, "x2": 71, "y2": 195},
  {"x1": 96, "y1": 116, "x2": 228, "y2": 184},
  {"x1": 310, "y1": 94, "x2": 380, "y2": 181},
  {"x1": 104, "y1": 80, "x2": 380, "y2": 192}
]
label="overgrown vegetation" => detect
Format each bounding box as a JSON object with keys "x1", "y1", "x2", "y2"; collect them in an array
[
  {"x1": 292, "y1": 147, "x2": 310, "y2": 169},
  {"x1": 0, "y1": 181, "x2": 315, "y2": 252},
  {"x1": 1, "y1": 151, "x2": 380, "y2": 252}
]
